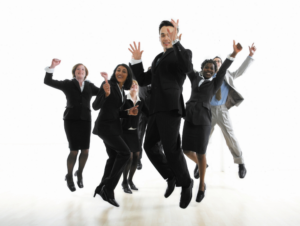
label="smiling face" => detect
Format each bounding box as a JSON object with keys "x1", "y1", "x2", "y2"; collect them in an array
[
  {"x1": 75, "y1": 65, "x2": 86, "y2": 80},
  {"x1": 213, "y1": 57, "x2": 222, "y2": 71},
  {"x1": 159, "y1": 26, "x2": 174, "y2": 51},
  {"x1": 115, "y1": 66, "x2": 128, "y2": 85},
  {"x1": 203, "y1": 63, "x2": 216, "y2": 79}
]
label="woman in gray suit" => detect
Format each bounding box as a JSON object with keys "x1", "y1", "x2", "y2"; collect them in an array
[{"x1": 182, "y1": 41, "x2": 242, "y2": 203}]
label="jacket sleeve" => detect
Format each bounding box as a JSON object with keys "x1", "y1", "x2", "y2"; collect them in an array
[
  {"x1": 213, "y1": 58, "x2": 233, "y2": 92},
  {"x1": 186, "y1": 69, "x2": 198, "y2": 84},
  {"x1": 229, "y1": 56, "x2": 254, "y2": 79},
  {"x1": 44, "y1": 72, "x2": 67, "y2": 90},
  {"x1": 130, "y1": 62, "x2": 152, "y2": 87},
  {"x1": 140, "y1": 99, "x2": 149, "y2": 117},
  {"x1": 92, "y1": 81, "x2": 107, "y2": 110},
  {"x1": 90, "y1": 82, "x2": 100, "y2": 96},
  {"x1": 173, "y1": 41, "x2": 193, "y2": 73}
]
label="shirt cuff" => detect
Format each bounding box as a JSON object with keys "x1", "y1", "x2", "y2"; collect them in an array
[
  {"x1": 248, "y1": 55, "x2": 253, "y2": 59},
  {"x1": 227, "y1": 55, "x2": 235, "y2": 61},
  {"x1": 172, "y1": 39, "x2": 179, "y2": 45},
  {"x1": 45, "y1": 66, "x2": 55, "y2": 73},
  {"x1": 131, "y1": 58, "x2": 142, "y2": 65}
]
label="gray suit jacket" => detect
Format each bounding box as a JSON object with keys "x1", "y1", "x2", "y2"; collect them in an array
[{"x1": 223, "y1": 56, "x2": 254, "y2": 109}]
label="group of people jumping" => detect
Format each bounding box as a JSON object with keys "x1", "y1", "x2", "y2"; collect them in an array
[{"x1": 44, "y1": 19, "x2": 256, "y2": 209}]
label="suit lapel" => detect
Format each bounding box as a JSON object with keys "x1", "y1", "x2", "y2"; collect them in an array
[
  {"x1": 153, "y1": 48, "x2": 174, "y2": 72},
  {"x1": 72, "y1": 79, "x2": 82, "y2": 92}
]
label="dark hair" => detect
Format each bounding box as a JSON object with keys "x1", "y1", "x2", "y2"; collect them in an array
[
  {"x1": 159, "y1": 20, "x2": 179, "y2": 34},
  {"x1": 201, "y1": 59, "x2": 218, "y2": 72},
  {"x1": 110, "y1": 64, "x2": 133, "y2": 90},
  {"x1": 213, "y1": 56, "x2": 223, "y2": 64},
  {"x1": 72, "y1": 63, "x2": 89, "y2": 79}
]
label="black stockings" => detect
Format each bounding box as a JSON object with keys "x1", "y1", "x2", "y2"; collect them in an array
[
  {"x1": 66, "y1": 149, "x2": 89, "y2": 176},
  {"x1": 122, "y1": 152, "x2": 140, "y2": 184}
]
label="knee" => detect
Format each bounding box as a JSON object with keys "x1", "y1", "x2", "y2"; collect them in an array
[
  {"x1": 197, "y1": 154, "x2": 206, "y2": 161},
  {"x1": 183, "y1": 150, "x2": 191, "y2": 155},
  {"x1": 81, "y1": 149, "x2": 89, "y2": 155}
]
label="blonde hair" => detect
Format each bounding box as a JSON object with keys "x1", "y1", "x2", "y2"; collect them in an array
[
  {"x1": 72, "y1": 63, "x2": 89, "y2": 79},
  {"x1": 130, "y1": 79, "x2": 139, "y2": 95}
]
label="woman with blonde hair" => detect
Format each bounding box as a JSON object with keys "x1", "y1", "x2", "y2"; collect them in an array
[
  {"x1": 44, "y1": 59, "x2": 99, "y2": 192},
  {"x1": 121, "y1": 80, "x2": 148, "y2": 194}
]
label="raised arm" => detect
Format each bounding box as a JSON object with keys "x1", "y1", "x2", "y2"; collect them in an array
[
  {"x1": 92, "y1": 72, "x2": 110, "y2": 110},
  {"x1": 128, "y1": 42, "x2": 152, "y2": 86},
  {"x1": 214, "y1": 41, "x2": 243, "y2": 92},
  {"x1": 167, "y1": 19, "x2": 193, "y2": 73},
  {"x1": 44, "y1": 58, "x2": 66, "y2": 90},
  {"x1": 230, "y1": 43, "x2": 256, "y2": 79}
]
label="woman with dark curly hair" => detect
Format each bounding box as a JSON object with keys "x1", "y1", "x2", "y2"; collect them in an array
[
  {"x1": 44, "y1": 59, "x2": 99, "y2": 192},
  {"x1": 182, "y1": 41, "x2": 242, "y2": 203},
  {"x1": 92, "y1": 64, "x2": 139, "y2": 207}
]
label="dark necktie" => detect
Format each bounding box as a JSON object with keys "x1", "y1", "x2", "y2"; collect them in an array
[{"x1": 216, "y1": 88, "x2": 221, "y2": 101}]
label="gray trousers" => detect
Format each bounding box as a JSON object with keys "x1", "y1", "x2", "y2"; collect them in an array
[{"x1": 210, "y1": 105, "x2": 244, "y2": 164}]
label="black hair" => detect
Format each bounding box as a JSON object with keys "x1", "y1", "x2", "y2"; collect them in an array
[
  {"x1": 213, "y1": 56, "x2": 223, "y2": 64},
  {"x1": 110, "y1": 64, "x2": 133, "y2": 90},
  {"x1": 159, "y1": 20, "x2": 179, "y2": 34},
  {"x1": 201, "y1": 59, "x2": 218, "y2": 72}
]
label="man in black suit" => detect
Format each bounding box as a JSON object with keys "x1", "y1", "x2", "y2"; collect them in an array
[{"x1": 129, "y1": 19, "x2": 193, "y2": 209}]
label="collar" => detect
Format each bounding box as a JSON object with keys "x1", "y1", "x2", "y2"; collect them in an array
[{"x1": 126, "y1": 93, "x2": 140, "y2": 103}]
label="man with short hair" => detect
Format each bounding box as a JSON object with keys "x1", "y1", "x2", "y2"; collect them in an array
[{"x1": 128, "y1": 19, "x2": 193, "y2": 209}]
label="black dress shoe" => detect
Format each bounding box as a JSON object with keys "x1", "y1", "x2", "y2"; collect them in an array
[
  {"x1": 196, "y1": 184, "x2": 206, "y2": 203},
  {"x1": 65, "y1": 174, "x2": 76, "y2": 192},
  {"x1": 180, "y1": 179, "x2": 194, "y2": 209},
  {"x1": 137, "y1": 160, "x2": 142, "y2": 170},
  {"x1": 94, "y1": 185, "x2": 119, "y2": 207},
  {"x1": 128, "y1": 181, "x2": 138, "y2": 191},
  {"x1": 74, "y1": 170, "x2": 83, "y2": 188},
  {"x1": 164, "y1": 177, "x2": 176, "y2": 198},
  {"x1": 238, "y1": 164, "x2": 247, "y2": 178},
  {"x1": 122, "y1": 182, "x2": 132, "y2": 194}
]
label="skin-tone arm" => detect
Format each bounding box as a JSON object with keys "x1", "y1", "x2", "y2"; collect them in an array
[{"x1": 249, "y1": 43, "x2": 256, "y2": 57}]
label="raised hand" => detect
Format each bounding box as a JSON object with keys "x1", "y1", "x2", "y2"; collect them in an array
[
  {"x1": 128, "y1": 105, "x2": 139, "y2": 116},
  {"x1": 230, "y1": 40, "x2": 243, "y2": 58},
  {"x1": 101, "y1": 72, "x2": 110, "y2": 97},
  {"x1": 167, "y1": 19, "x2": 179, "y2": 42},
  {"x1": 50, "y1": 58, "x2": 61, "y2": 69},
  {"x1": 129, "y1": 42, "x2": 144, "y2": 60},
  {"x1": 249, "y1": 43, "x2": 256, "y2": 57},
  {"x1": 179, "y1": 33, "x2": 182, "y2": 41}
]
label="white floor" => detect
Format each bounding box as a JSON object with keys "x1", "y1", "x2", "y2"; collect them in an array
[{"x1": 0, "y1": 143, "x2": 299, "y2": 226}]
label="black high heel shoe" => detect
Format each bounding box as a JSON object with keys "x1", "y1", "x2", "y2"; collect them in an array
[
  {"x1": 196, "y1": 184, "x2": 206, "y2": 203},
  {"x1": 74, "y1": 170, "x2": 83, "y2": 188},
  {"x1": 94, "y1": 185, "x2": 119, "y2": 207},
  {"x1": 122, "y1": 182, "x2": 132, "y2": 194},
  {"x1": 65, "y1": 174, "x2": 76, "y2": 192},
  {"x1": 128, "y1": 181, "x2": 138, "y2": 191}
]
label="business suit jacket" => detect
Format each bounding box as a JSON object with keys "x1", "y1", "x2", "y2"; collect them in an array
[
  {"x1": 92, "y1": 80, "x2": 129, "y2": 136},
  {"x1": 44, "y1": 73, "x2": 99, "y2": 121},
  {"x1": 223, "y1": 56, "x2": 254, "y2": 109},
  {"x1": 121, "y1": 95, "x2": 149, "y2": 131},
  {"x1": 185, "y1": 58, "x2": 233, "y2": 126},
  {"x1": 130, "y1": 42, "x2": 192, "y2": 117}
]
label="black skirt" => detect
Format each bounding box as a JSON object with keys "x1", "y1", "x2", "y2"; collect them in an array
[
  {"x1": 64, "y1": 120, "x2": 91, "y2": 150},
  {"x1": 122, "y1": 130, "x2": 140, "y2": 152},
  {"x1": 182, "y1": 120, "x2": 211, "y2": 154}
]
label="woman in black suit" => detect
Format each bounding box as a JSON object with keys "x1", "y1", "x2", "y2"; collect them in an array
[
  {"x1": 92, "y1": 64, "x2": 139, "y2": 207},
  {"x1": 182, "y1": 41, "x2": 242, "y2": 203},
  {"x1": 44, "y1": 59, "x2": 99, "y2": 192},
  {"x1": 121, "y1": 80, "x2": 148, "y2": 194}
]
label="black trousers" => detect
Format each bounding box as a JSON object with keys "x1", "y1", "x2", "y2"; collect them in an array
[
  {"x1": 144, "y1": 111, "x2": 190, "y2": 187},
  {"x1": 138, "y1": 112, "x2": 164, "y2": 160},
  {"x1": 99, "y1": 134, "x2": 131, "y2": 191}
]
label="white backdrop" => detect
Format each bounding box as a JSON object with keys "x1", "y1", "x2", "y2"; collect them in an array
[{"x1": 1, "y1": 0, "x2": 300, "y2": 173}]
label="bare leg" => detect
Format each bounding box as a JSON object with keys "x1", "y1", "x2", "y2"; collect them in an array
[
  {"x1": 196, "y1": 154, "x2": 206, "y2": 191},
  {"x1": 183, "y1": 150, "x2": 198, "y2": 164}
]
